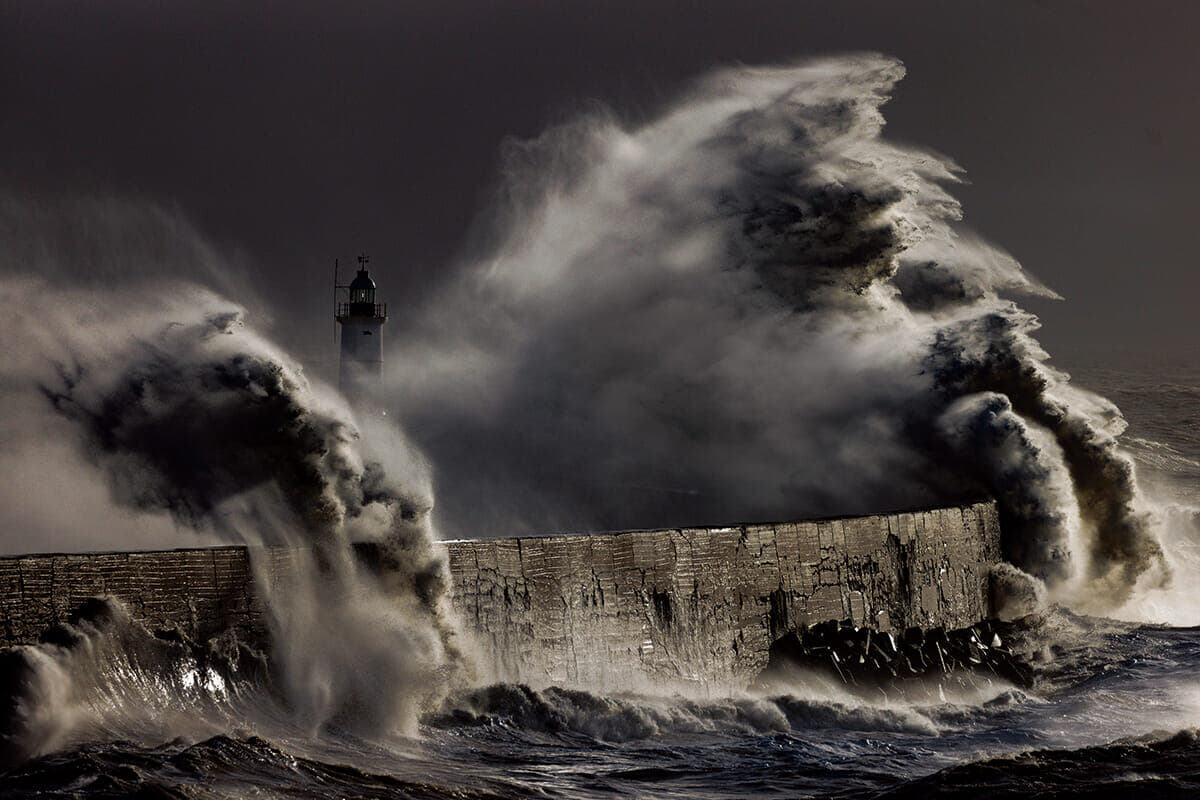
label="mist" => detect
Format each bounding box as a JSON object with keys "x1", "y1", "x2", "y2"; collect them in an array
[
  {"x1": 389, "y1": 54, "x2": 1166, "y2": 609},
  {"x1": 0, "y1": 196, "x2": 464, "y2": 744}
]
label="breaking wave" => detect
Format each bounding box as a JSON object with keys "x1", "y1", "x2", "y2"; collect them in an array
[
  {"x1": 0, "y1": 275, "x2": 467, "y2": 762},
  {"x1": 433, "y1": 683, "x2": 941, "y2": 741},
  {"x1": 391, "y1": 53, "x2": 1169, "y2": 610}
]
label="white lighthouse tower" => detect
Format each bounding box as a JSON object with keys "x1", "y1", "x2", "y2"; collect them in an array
[{"x1": 336, "y1": 254, "x2": 388, "y2": 403}]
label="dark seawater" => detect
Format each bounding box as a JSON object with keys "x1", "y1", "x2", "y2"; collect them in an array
[
  {"x1": 2, "y1": 355, "x2": 1198, "y2": 799},
  {"x1": 1062, "y1": 349, "x2": 1200, "y2": 505}
]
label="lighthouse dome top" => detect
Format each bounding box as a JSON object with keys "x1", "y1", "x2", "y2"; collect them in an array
[
  {"x1": 349, "y1": 268, "x2": 376, "y2": 291},
  {"x1": 348, "y1": 267, "x2": 378, "y2": 309}
]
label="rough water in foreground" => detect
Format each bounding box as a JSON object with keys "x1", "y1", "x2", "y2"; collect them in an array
[
  {"x1": 0, "y1": 355, "x2": 1196, "y2": 798},
  {"x1": 6, "y1": 616, "x2": 1200, "y2": 799}
]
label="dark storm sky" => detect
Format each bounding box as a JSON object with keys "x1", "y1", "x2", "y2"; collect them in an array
[{"x1": 4, "y1": 0, "x2": 1198, "y2": 370}]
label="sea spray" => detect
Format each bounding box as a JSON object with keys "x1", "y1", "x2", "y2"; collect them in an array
[
  {"x1": 0, "y1": 277, "x2": 464, "y2": 754},
  {"x1": 390, "y1": 54, "x2": 1166, "y2": 607},
  {"x1": 0, "y1": 598, "x2": 260, "y2": 767}
]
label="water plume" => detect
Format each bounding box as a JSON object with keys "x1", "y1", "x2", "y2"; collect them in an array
[
  {"x1": 0, "y1": 267, "x2": 462, "y2": 749},
  {"x1": 391, "y1": 53, "x2": 1165, "y2": 608}
]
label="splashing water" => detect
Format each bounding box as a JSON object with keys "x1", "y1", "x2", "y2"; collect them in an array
[
  {"x1": 390, "y1": 54, "x2": 1168, "y2": 610},
  {"x1": 0, "y1": 277, "x2": 466, "y2": 760}
]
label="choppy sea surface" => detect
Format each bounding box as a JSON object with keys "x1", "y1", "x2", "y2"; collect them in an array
[{"x1": 2, "y1": 351, "x2": 1198, "y2": 799}]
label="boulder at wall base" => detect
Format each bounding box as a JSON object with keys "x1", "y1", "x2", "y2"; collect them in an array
[{"x1": 756, "y1": 617, "x2": 1035, "y2": 691}]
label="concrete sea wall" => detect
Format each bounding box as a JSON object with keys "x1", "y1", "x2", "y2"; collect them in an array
[
  {"x1": 0, "y1": 501, "x2": 1001, "y2": 688},
  {"x1": 446, "y1": 501, "x2": 1001, "y2": 688},
  {"x1": 0, "y1": 546, "x2": 301, "y2": 650}
]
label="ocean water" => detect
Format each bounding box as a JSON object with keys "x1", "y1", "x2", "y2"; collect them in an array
[
  {"x1": 0, "y1": 354, "x2": 1197, "y2": 799},
  {"x1": 1063, "y1": 350, "x2": 1200, "y2": 506}
]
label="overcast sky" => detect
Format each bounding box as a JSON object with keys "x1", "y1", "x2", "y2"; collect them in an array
[{"x1": 4, "y1": 0, "x2": 1198, "y2": 375}]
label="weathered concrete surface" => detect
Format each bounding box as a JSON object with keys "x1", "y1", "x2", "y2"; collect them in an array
[
  {"x1": 0, "y1": 501, "x2": 1001, "y2": 691},
  {"x1": 446, "y1": 501, "x2": 1002, "y2": 688},
  {"x1": 0, "y1": 546, "x2": 300, "y2": 649}
]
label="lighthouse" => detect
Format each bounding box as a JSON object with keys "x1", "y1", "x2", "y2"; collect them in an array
[{"x1": 336, "y1": 254, "x2": 388, "y2": 403}]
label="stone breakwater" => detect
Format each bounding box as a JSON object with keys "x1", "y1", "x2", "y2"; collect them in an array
[
  {"x1": 0, "y1": 546, "x2": 300, "y2": 650},
  {"x1": 0, "y1": 501, "x2": 1001, "y2": 690},
  {"x1": 445, "y1": 501, "x2": 1002, "y2": 688}
]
